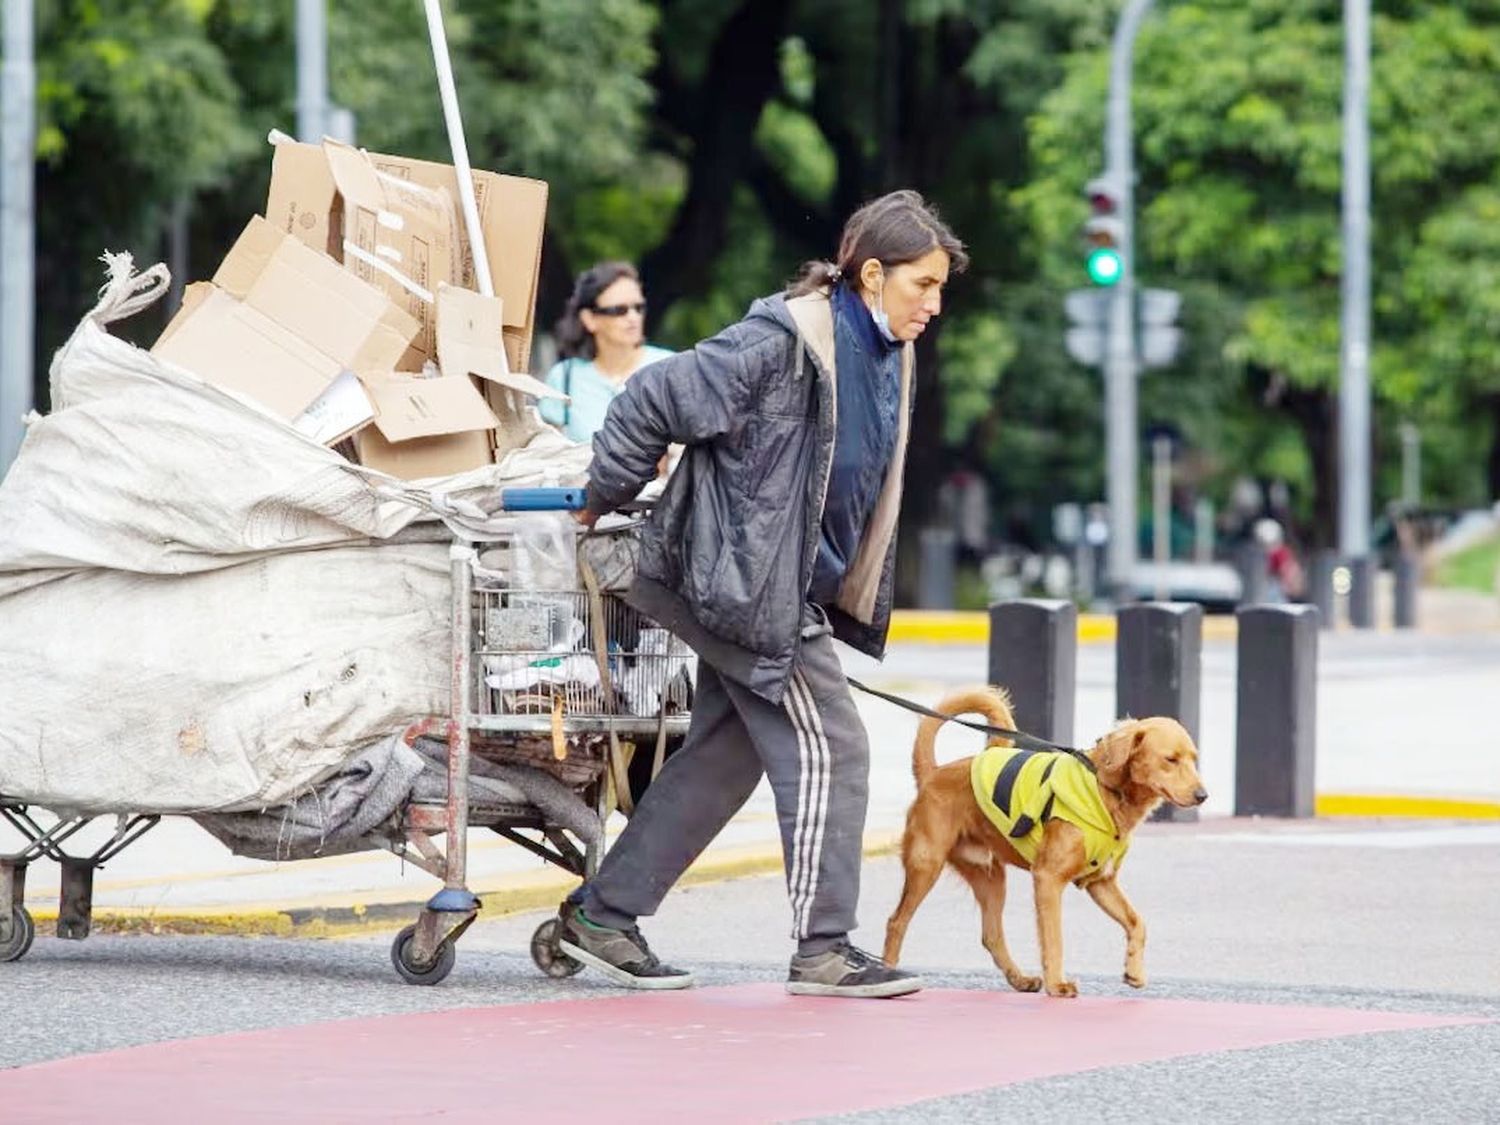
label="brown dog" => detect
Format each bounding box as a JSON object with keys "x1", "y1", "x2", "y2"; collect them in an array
[{"x1": 883, "y1": 688, "x2": 1207, "y2": 998}]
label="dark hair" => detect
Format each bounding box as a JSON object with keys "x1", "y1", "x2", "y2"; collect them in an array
[
  {"x1": 555, "y1": 261, "x2": 641, "y2": 359},
  {"x1": 788, "y1": 189, "x2": 968, "y2": 297}
]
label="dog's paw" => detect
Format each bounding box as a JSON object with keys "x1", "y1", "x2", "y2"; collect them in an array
[
  {"x1": 1045, "y1": 979, "x2": 1078, "y2": 999},
  {"x1": 1124, "y1": 969, "x2": 1148, "y2": 990},
  {"x1": 1006, "y1": 972, "x2": 1043, "y2": 993}
]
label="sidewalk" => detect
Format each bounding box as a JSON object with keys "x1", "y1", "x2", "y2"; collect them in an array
[{"x1": 10, "y1": 624, "x2": 1498, "y2": 938}]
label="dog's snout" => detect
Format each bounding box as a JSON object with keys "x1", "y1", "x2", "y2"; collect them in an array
[{"x1": 1193, "y1": 787, "x2": 1209, "y2": 805}]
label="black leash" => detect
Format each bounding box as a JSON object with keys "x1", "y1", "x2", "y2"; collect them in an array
[{"x1": 845, "y1": 676, "x2": 1098, "y2": 774}]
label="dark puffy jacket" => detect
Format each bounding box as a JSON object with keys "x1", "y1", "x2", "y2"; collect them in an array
[{"x1": 583, "y1": 290, "x2": 915, "y2": 704}]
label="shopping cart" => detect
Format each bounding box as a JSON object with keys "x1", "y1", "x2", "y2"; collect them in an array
[{"x1": 1, "y1": 488, "x2": 696, "y2": 986}]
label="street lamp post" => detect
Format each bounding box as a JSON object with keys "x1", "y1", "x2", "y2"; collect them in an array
[{"x1": 296, "y1": 0, "x2": 328, "y2": 143}]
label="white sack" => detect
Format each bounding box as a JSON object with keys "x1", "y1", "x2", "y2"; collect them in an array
[{"x1": 0, "y1": 256, "x2": 590, "y2": 814}]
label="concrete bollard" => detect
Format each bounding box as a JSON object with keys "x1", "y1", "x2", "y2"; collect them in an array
[
  {"x1": 988, "y1": 599, "x2": 1076, "y2": 746},
  {"x1": 917, "y1": 527, "x2": 957, "y2": 610},
  {"x1": 1394, "y1": 552, "x2": 1419, "y2": 629},
  {"x1": 1347, "y1": 554, "x2": 1376, "y2": 630},
  {"x1": 1234, "y1": 604, "x2": 1319, "y2": 817},
  {"x1": 1116, "y1": 603, "x2": 1203, "y2": 823},
  {"x1": 1310, "y1": 548, "x2": 1339, "y2": 630}
]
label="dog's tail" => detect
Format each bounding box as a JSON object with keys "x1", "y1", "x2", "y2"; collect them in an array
[{"x1": 912, "y1": 687, "x2": 1017, "y2": 786}]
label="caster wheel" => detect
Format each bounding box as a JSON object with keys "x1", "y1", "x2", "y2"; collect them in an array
[
  {"x1": 390, "y1": 923, "x2": 455, "y2": 986},
  {"x1": 1, "y1": 906, "x2": 35, "y2": 963},
  {"x1": 531, "y1": 917, "x2": 583, "y2": 978}
]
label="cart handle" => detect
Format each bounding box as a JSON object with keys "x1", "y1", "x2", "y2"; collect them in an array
[{"x1": 499, "y1": 487, "x2": 587, "y2": 512}]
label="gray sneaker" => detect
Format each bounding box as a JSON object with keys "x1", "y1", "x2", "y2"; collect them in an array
[
  {"x1": 786, "y1": 942, "x2": 923, "y2": 998},
  {"x1": 556, "y1": 907, "x2": 695, "y2": 990}
]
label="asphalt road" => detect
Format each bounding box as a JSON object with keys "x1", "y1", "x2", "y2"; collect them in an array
[{"x1": 5, "y1": 817, "x2": 1498, "y2": 1122}]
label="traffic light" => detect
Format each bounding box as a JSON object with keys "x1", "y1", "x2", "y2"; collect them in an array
[{"x1": 1083, "y1": 176, "x2": 1125, "y2": 287}]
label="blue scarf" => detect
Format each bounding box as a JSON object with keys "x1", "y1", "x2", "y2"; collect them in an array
[{"x1": 809, "y1": 283, "x2": 903, "y2": 606}]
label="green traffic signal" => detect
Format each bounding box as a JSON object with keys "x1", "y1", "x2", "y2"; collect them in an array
[{"x1": 1087, "y1": 247, "x2": 1123, "y2": 286}]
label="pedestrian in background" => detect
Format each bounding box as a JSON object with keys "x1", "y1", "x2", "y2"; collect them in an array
[
  {"x1": 540, "y1": 262, "x2": 674, "y2": 444},
  {"x1": 556, "y1": 190, "x2": 967, "y2": 999}
]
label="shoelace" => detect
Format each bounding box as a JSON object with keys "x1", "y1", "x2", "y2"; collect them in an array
[
  {"x1": 833, "y1": 943, "x2": 884, "y2": 970},
  {"x1": 624, "y1": 927, "x2": 663, "y2": 969}
]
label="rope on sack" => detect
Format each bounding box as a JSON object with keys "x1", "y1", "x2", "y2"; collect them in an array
[{"x1": 91, "y1": 252, "x2": 172, "y2": 327}]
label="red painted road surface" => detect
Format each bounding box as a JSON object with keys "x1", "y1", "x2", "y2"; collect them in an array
[{"x1": 1, "y1": 985, "x2": 1486, "y2": 1123}]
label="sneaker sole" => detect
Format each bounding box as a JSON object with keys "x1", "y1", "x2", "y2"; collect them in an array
[
  {"x1": 785, "y1": 976, "x2": 924, "y2": 999},
  {"x1": 558, "y1": 939, "x2": 695, "y2": 990}
]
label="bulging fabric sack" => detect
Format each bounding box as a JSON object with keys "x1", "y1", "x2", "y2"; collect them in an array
[{"x1": 0, "y1": 255, "x2": 589, "y2": 814}]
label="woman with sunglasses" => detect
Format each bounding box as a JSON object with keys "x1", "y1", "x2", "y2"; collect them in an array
[{"x1": 540, "y1": 262, "x2": 674, "y2": 444}]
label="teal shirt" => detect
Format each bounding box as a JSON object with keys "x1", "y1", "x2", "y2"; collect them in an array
[{"x1": 539, "y1": 347, "x2": 675, "y2": 444}]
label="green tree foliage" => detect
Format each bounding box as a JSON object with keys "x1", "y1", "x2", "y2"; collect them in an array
[{"x1": 1017, "y1": 0, "x2": 1500, "y2": 539}]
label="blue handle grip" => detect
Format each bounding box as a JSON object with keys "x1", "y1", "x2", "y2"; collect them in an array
[{"x1": 499, "y1": 487, "x2": 587, "y2": 512}]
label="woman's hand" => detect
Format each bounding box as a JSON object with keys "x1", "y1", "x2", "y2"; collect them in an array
[{"x1": 572, "y1": 509, "x2": 599, "y2": 530}]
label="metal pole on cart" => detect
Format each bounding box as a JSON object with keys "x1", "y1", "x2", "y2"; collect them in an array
[{"x1": 420, "y1": 0, "x2": 493, "y2": 922}]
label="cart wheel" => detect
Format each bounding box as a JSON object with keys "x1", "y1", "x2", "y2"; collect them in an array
[
  {"x1": 530, "y1": 917, "x2": 583, "y2": 978},
  {"x1": 390, "y1": 923, "x2": 455, "y2": 986},
  {"x1": 1, "y1": 906, "x2": 35, "y2": 963}
]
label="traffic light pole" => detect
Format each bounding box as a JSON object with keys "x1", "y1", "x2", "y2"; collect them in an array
[{"x1": 1102, "y1": 0, "x2": 1156, "y2": 597}]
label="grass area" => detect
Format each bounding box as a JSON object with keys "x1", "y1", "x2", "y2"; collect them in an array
[{"x1": 1434, "y1": 533, "x2": 1500, "y2": 594}]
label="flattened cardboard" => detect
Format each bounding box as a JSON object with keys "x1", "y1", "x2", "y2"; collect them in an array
[
  {"x1": 322, "y1": 141, "x2": 460, "y2": 368},
  {"x1": 353, "y1": 373, "x2": 498, "y2": 480},
  {"x1": 213, "y1": 215, "x2": 419, "y2": 373},
  {"x1": 364, "y1": 374, "x2": 498, "y2": 443},
  {"x1": 153, "y1": 288, "x2": 341, "y2": 420},
  {"x1": 435, "y1": 285, "x2": 561, "y2": 400},
  {"x1": 369, "y1": 152, "x2": 547, "y2": 336}
]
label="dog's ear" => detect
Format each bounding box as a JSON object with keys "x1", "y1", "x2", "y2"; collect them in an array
[{"x1": 1093, "y1": 725, "x2": 1147, "y2": 785}]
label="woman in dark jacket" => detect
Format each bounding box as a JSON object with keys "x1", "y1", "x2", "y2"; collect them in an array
[{"x1": 559, "y1": 190, "x2": 967, "y2": 998}]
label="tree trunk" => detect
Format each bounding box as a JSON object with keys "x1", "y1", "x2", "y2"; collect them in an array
[
  {"x1": 639, "y1": 0, "x2": 793, "y2": 320},
  {"x1": 1487, "y1": 393, "x2": 1500, "y2": 502},
  {"x1": 1279, "y1": 384, "x2": 1339, "y2": 550}
]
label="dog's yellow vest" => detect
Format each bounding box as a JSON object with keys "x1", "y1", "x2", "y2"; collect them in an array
[{"x1": 970, "y1": 746, "x2": 1128, "y2": 878}]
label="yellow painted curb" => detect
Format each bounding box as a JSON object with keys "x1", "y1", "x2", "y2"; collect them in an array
[
  {"x1": 887, "y1": 610, "x2": 1237, "y2": 646},
  {"x1": 1315, "y1": 793, "x2": 1500, "y2": 820},
  {"x1": 29, "y1": 833, "x2": 904, "y2": 940}
]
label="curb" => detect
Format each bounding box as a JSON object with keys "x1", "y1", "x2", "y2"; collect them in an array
[
  {"x1": 27, "y1": 835, "x2": 904, "y2": 941},
  {"x1": 886, "y1": 610, "x2": 1238, "y2": 646},
  {"x1": 1314, "y1": 793, "x2": 1500, "y2": 820}
]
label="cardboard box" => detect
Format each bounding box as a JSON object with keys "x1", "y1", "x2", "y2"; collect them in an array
[
  {"x1": 354, "y1": 372, "x2": 498, "y2": 480},
  {"x1": 152, "y1": 218, "x2": 420, "y2": 427},
  {"x1": 266, "y1": 135, "x2": 548, "y2": 358},
  {"x1": 323, "y1": 141, "x2": 460, "y2": 368}
]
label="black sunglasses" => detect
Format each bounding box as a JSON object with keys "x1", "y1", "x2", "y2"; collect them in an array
[{"x1": 591, "y1": 301, "x2": 647, "y2": 317}]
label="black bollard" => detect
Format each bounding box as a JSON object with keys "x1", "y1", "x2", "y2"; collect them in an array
[
  {"x1": 1234, "y1": 604, "x2": 1319, "y2": 817},
  {"x1": 988, "y1": 599, "x2": 1076, "y2": 746},
  {"x1": 917, "y1": 527, "x2": 958, "y2": 610},
  {"x1": 1347, "y1": 554, "x2": 1376, "y2": 630},
  {"x1": 1394, "y1": 552, "x2": 1419, "y2": 629},
  {"x1": 1117, "y1": 603, "x2": 1203, "y2": 823}
]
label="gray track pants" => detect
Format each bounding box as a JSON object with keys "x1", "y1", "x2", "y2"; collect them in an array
[{"x1": 574, "y1": 614, "x2": 870, "y2": 956}]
